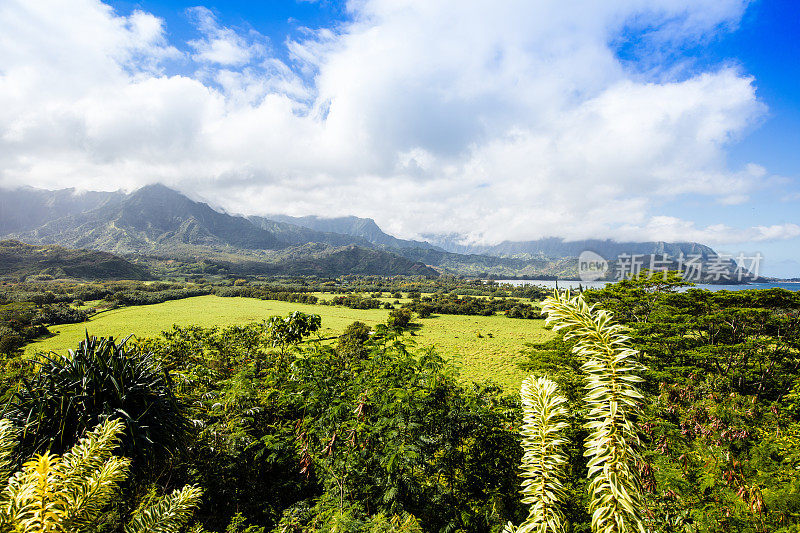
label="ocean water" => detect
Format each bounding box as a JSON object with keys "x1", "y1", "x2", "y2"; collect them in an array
[{"x1": 494, "y1": 279, "x2": 800, "y2": 292}]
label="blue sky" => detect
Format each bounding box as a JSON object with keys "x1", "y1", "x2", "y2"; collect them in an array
[
  {"x1": 709, "y1": 0, "x2": 800, "y2": 179},
  {"x1": 107, "y1": 0, "x2": 351, "y2": 67},
  {"x1": 651, "y1": 0, "x2": 800, "y2": 274},
  {"x1": 1, "y1": 0, "x2": 798, "y2": 276}
]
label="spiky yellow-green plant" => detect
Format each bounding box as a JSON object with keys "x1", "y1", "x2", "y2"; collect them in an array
[
  {"x1": 513, "y1": 376, "x2": 570, "y2": 533},
  {"x1": 124, "y1": 485, "x2": 205, "y2": 533},
  {"x1": 0, "y1": 420, "x2": 16, "y2": 482},
  {"x1": 0, "y1": 418, "x2": 202, "y2": 533},
  {"x1": 541, "y1": 291, "x2": 645, "y2": 533}
]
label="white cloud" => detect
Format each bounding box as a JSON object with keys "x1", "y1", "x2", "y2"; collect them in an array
[
  {"x1": 0, "y1": 0, "x2": 794, "y2": 250},
  {"x1": 616, "y1": 217, "x2": 800, "y2": 245},
  {"x1": 187, "y1": 7, "x2": 266, "y2": 67}
]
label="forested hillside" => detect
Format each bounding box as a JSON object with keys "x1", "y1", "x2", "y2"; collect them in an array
[
  {"x1": 0, "y1": 239, "x2": 150, "y2": 280},
  {"x1": 2, "y1": 186, "x2": 437, "y2": 277}
]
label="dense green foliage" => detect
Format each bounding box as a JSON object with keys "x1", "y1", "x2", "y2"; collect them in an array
[
  {"x1": 1, "y1": 309, "x2": 529, "y2": 531},
  {"x1": 4, "y1": 335, "x2": 189, "y2": 473},
  {"x1": 402, "y1": 293, "x2": 542, "y2": 319},
  {"x1": 587, "y1": 279, "x2": 800, "y2": 531},
  {"x1": 107, "y1": 286, "x2": 212, "y2": 306},
  {"x1": 0, "y1": 279, "x2": 213, "y2": 310},
  {"x1": 321, "y1": 276, "x2": 551, "y2": 301},
  {"x1": 216, "y1": 285, "x2": 320, "y2": 304},
  {"x1": 134, "y1": 318, "x2": 525, "y2": 532},
  {"x1": 521, "y1": 275, "x2": 800, "y2": 532},
  {"x1": 3, "y1": 271, "x2": 800, "y2": 532},
  {"x1": 33, "y1": 302, "x2": 89, "y2": 325},
  {"x1": 0, "y1": 300, "x2": 87, "y2": 357},
  {"x1": 325, "y1": 293, "x2": 383, "y2": 309},
  {"x1": 0, "y1": 302, "x2": 50, "y2": 356}
]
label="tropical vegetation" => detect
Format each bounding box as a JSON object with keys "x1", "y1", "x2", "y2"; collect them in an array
[{"x1": 0, "y1": 271, "x2": 799, "y2": 532}]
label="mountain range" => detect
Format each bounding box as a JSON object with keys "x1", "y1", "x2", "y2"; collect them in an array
[
  {"x1": 422, "y1": 234, "x2": 715, "y2": 260},
  {"x1": 0, "y1": 184, "x2": 723, "y2": 278},
  {"x1": 264, "y1": 214, "x2": 440, "y2": 251}
]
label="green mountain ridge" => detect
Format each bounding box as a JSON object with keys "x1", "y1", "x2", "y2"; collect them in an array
[
  {"x1": 247, "y1": 215, "x2": 375, "y2": 248},
  {"x1": 17, "y1": 184, "x2": 283, "y2": 254},
  {"x1": 422, "y1": 234, "x2": 717, "y2": 260},
  {"x1": 218, "y1": 244, "x2": 440, "y2": 276},
  {"x1": 0, "y1": 240, "x2": 151, "y2": 280},
  {"x1": 4, "y1": 185, "x2": 438, "y2": 277},
  {"x1": 0, "y1": 183, "x2": 731, "y2": 278},
  {"x1": 265, "y1": 214, "x2": 441, "y2": 251}
]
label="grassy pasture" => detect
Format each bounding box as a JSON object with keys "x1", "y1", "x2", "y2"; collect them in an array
[{"x1": 27, "y1": 295, "x2": 551, "y2": 391}]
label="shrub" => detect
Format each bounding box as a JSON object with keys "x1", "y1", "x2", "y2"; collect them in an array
[
  {"x1": 35, "y1": 303, "x2": 88, "y2": 325},
  {"x1": 0, "y1": 418, "x2": 201, "y2": 533},
  {"x1": 5, "y1": 334, "x2": 189, "y2": 472},
  {"x1": 337, "y1": 321, "x2": 372, "y2": 361},
  {"x1": 387, "y1": 308, "x2": 413, "y2": 330},
  {"x1": 264, "y1": 311, "x2": 321, "y2": 355}
]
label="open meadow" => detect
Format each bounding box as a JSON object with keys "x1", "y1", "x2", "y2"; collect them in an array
[{"x1": 26, "y1": 294, "x2": 551, "y2": 391}]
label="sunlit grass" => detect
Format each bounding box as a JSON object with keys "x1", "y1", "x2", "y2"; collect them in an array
[{"x1": 28, "y1": 295, "x2": 551, "y2": 391}]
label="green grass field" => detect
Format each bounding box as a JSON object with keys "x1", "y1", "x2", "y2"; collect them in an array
[{"x1": 27, "y1": 295, "x2": 551, "y2": 391}]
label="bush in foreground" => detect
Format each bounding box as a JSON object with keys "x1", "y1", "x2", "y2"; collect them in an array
[
  {"x1": 0, "y1": 418, "x2": 201, "y2": 533},
  {"x1": 5, "y1": 334, "x2": 189, "y2": 473}
]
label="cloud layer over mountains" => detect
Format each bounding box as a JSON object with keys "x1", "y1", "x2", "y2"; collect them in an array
[{"x1": 1, "y1": 0, "x2": 798, "y2": 247}]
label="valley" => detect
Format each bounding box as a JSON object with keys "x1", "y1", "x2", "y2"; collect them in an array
[{"x1": 26, "y1": 294, "x2": 550, "y2": 391}]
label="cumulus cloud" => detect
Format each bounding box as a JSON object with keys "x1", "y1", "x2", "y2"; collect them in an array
[
  {"x1": 187, "y1": 7, "x2": 266, "y2": 66},
  {"x1": 0, "y1": 0, "x2": 794, "y2": 249}
]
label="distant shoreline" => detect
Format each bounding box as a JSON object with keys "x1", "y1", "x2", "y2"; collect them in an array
[
  {"x1": 487, "y1": 277, "x2": 800, "y2": 284},
  {"x1": 489, "y1": 279, "x2": 800, "y2": 292}
]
